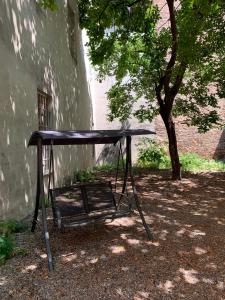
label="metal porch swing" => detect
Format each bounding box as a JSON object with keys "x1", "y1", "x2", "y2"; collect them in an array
[{"x1": 28, "y1": 129, "x2": 155, "y2": 270}]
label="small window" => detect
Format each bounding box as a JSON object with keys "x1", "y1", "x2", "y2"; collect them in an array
[
  {"x1": 67, "y1": 3, "x2": 77, "y2": 63},
  {"x1": 37, "y1": 89, "x2": 52, "y2": 174}
]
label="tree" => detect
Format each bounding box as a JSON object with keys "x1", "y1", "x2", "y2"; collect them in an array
[{"x1": 42, "y1": 0, "x2": 225, "y2": 180}]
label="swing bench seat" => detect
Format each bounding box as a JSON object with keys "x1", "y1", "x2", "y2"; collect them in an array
[{"x1": 50, "y1": 181, "x2": 132, "y2": 229}]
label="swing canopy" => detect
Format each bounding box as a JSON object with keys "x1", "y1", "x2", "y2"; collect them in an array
[
  {"x1": 29, "y1": 128, "x2": 155, "y2": 271},
  {"x1": 28, "y1": 129, "x2": 155, "y2": 146}
]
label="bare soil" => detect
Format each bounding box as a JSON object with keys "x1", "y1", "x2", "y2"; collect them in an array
[{"x1": 1, "y1": 170, "x2": 225, "y2": 300}]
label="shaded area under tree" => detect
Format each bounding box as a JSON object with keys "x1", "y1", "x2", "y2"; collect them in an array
[{"x1": 1, "y1": 170, "x2": 225, "y2": 299}]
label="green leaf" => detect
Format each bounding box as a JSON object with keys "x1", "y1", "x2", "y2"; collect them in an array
[{"x1": 38, "y1": 0, "x2": 58, "y2": 11}]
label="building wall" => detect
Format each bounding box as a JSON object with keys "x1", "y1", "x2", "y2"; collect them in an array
[
  {"x1": 153, "y1": 1, "x2": 225, "y2": 160},
  {"x1": 90, "y1": 76, "x2": 155, "y2": 164},
  {"x1": 156, "y1": 102, "x2": 225, "y2": 160},
  {"x1": 0, "y1": 0, "x2": 93, "y2": 219}
]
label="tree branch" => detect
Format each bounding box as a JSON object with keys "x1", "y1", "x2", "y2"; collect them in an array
[
  {"x1": 171, "y1": 62, "x2": 187, "y2": 97},
  {"x1": 127, "y1": 0, "x2": 144, "y2": 7},
  {"x1": 97, "y1": 2, "x2": 111, "y2": 24},
  {"x1": 115, "y1": 0, "x2": 144, "y2": 8},
  {"x1": 163, "y1": 0, "x2": 178, "y2": 95},
  {"x1": 166, "y1": 62, "x2": 187, "y2": 113},
  {"x1": 155, "y1": 81, "x2": 165, "y2": 111},
  {"x1": 97, "y1": 0, "x2": 144, "y2": 24}
]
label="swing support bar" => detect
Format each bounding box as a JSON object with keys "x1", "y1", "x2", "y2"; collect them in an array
[{"x1": 28, "y1": 129, "x2": 155, "y2": 270}]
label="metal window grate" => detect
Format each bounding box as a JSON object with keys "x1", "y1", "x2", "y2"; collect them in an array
[{"x1": 37, "y1": 89, "x2": 51, "y2": 174}]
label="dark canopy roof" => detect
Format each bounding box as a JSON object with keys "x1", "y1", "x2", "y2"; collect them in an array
[{"x1": 28, "y1": 129, "x2": 155, "y2": 146}]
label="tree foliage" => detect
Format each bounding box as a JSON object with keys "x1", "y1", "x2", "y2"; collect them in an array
[
  {"x1": 77, "y1": 0, "x2": 225, "y2": 132},
  {"x1": 38, "y1": 0, "x2": 58, "y2": 11}
]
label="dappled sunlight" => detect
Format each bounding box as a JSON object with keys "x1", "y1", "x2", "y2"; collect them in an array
[
  {"x1": 58, "y1": 249, "x2": 102, "y2": 268},
  {"x1": 164, "y1": 206, "x2": 177, "y2": 211},
  {"x1": 217, "y1": 220, "x2": 225, "y2": 225},
  {"x1": 61, "y1": 252, "x2": 78, "y2": 263},
  {"x1": 134, "y1": 291, "x2": 150, "y2": 299},
  {"x1": 179, "y1": 268, "x2": 199, "y2": 284},
  {"x1": 107, "y1": 217, "x2": 135, "y2": 227},
  {"x1": 175, "y1": 200, "x2": 191, "y2": 206},
  {"x1": 158, "y1": 229, "x2": 169, "y2": 240},
  {"x1": 176, "y1": 228, "x2": 186, "y2": 237},
  {"x1": 126, "y1": 238, "x2": 140, "y2": 246},
  {"x1": 192, "y1": 211, "x2": 208, "y2": 217},
  {"x1": 0, "y1": 0, "x2": 94, "y2": 220},
  {"x1": 189, "y1": 229, "x2": 206, "y2": 238},
  {"x1": 202, "y1": 278, "x2": 214, "y2": 284},
  {"x1": 194, "y1": 247, "x2": 207, "y2": 255},
  {"x1": 157, "y1": 280, "x2": 175, "y2": 293},
  {"x1": 138, "y1": 214, "x2": 154, "y2": 225},
  {"x1": 11, "y1": 9, "x2": 22, "y2": 56},
  {"x1": 158, "y1": 204, "x2": 177, "y2": 211},
  {"x1": 146, "y1": 240, "x2": 160, "y2": 247},
  {"x1": 205, "y1": 262, "x2": 217, "y2": 270},
  {"x1": 141, "y1": 248, "x2": 150, "y2": 253},
  {"x1": 213, "y1": 216, "x2": 225, "y2": 226},
  {"x1": 0, "y1": 276, "x2": 8, "y2": 286},
  {"x1": 151, "y1": 212, "x2": 167, "y2": 220},
  {"x1": 1, "y1": 170, "x2": 225, "y2": 299},
  {"x1": 21, "y1": 264, "x2": 37, "y2": 273},
  {"x1": 110, "y1": 245, "x2": 126, "y2": 254},
  {"x1": 89, "y1": 257, "x2": 99, "y2": 264},
  {"x1": 163, "y1": 198, "x2": 176, "y2": 204},
  {"x1": 216, "y1": 281, "x2": 225, "y2": 290},
  {"x1": 116, "y1": 287, "x2": 125, "y2": 297},
  {"x1": 120, "y1": 233, "x2": 129, "y2": 240},
  {"x1": 120, "y1": 233, "x2": 142, "y2": 246},
  {"x1": 0, "y1": 169, "x2": 5, "y2": 182}
]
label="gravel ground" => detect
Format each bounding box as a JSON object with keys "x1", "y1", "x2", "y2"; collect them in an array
[{"x1": 1, "y1": 170, "x2": 225, "y2": 300}]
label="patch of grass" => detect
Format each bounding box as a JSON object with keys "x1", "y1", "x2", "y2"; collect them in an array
[
  {"x1": 14, "y1": 247, "x2": 29, "y2": 257},
  {"x1": 137, "y1": 139, "x2": 170, "y2": 169},
  {"x1": 75, "y1": 162, "x2": 124, "y2": 181},
  {"x1": 74, "y1": 169, "x2": 96, "y2": 182},
  {"x1": 180, "y1": 153, "x2": 225, "y2": 172},
  {"x1": 137, "y1": 138, "x2": 225, "y2": 172},
  {"x1": 0, "y1": 235, "x2": 14, "y2": 264},
  {"x1": 43, "y1": 196, "x2": 51, "y2": 208},
  {"x1": 0, "y1": 219, "x2": 28, "y2": 235},
  {"x1": 0, "y1": 219, "x2": 28, "y2": 264}
]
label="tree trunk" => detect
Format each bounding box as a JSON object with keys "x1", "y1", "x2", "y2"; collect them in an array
[{"x1": 162, "y1": 114, "x2": 181, "y2": 180}]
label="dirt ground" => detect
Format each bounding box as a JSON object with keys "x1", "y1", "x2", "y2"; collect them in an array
[{"x1": 1, "y1": 170, "x2": 225, "y2": 300}]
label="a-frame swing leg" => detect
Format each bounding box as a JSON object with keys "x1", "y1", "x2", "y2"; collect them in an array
[
  {"x1": 126, "y1": 136, "x2": 153, "y2": 240},
  {"x1": 31, "y1": 139, "x2": 44, "y2": 233},
  {"x1": 121, "y1": 139, "x2": 132, "y2": 210},
  {"x1": 37, "y1": 138, "x2": 54, "y2": 270},
  {"x1": 31, "y1": 171, "x2": 40, "y2": 232}
]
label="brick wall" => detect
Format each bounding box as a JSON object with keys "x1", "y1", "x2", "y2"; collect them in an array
[
  {"x1": 154, "y1": 0, "x2": 225, "y2": 160},
  {"x1": 155, "y1": 103, "x2": 225, "y2": 160}
]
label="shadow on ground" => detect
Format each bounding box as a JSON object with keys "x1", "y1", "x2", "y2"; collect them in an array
[{"x1": 1, "y1": 170, "x2": 225, "y2": 299}]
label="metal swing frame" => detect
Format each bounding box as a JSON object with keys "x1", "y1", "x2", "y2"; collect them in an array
[{"x1": 28, "y1": 129, "x2": 155, "y2": 270}]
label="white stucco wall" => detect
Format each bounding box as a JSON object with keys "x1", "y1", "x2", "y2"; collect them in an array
[
  {"x1": 0, "y1": 0, "x2": 93, "y2": 219},
  {"x1": 87, "y1": 72, "x2": 155, "y2": 164}
]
